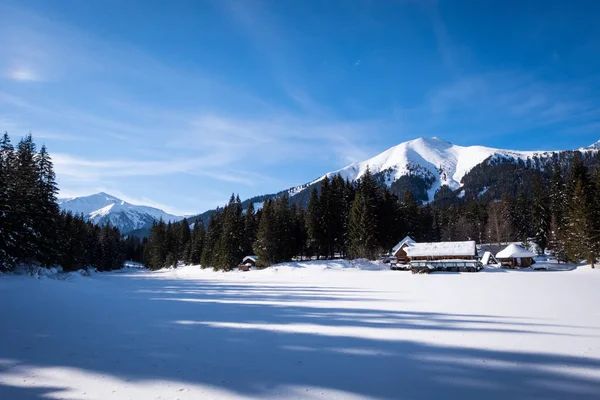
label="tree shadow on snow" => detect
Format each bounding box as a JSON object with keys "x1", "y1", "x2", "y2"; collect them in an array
[{"x1": 1, "y1": 271, "x2": 599, "y2": 399}]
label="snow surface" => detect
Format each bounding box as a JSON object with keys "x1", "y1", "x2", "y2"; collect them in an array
[
  {"x1": 404, "y1": 240, "x2": 477, "y2": 257},
  {"x1": 1, "y1": 262, "x2": 599, "y2": 399},
  {"x1": 58, "y1": 192, "x2": 181, "y2": 232}
]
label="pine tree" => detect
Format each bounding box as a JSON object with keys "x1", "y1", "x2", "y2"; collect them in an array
[
  {"x1": 330, "y1": 174, "x2": 349, "y2": 257},
  {"x1": 531, "y1": 174, "x2": 550, "y2": 254},
  {"x1": 560, "y1": 153, "x2": 596, "y2": 264},
  {"x1": 13, "y1": 134, "x2": 39, "y2": 262},
  {"x1": 348, "y1": 168, "x2": 378, "y2": 259},
  {"x1": 148, "y1": 220, "x2": 167, "y2": 270},
  {"x1": 189, "y1": 221, "x2": 205, "y2": 265},
  {"x1": 401, "y1": 191, "x2": 420, "y2": 239},
  {"x1": 216, "y1": 194, "x2": 244, "y2": 270},
  {"x1": 485, "y1": 200, "x2": 513, "y2": 246},
  {"x1": 243, "y1": 202, "x2": 258, "y2": 255},
  {"x1": 548, "y1": 163, "x2": 567, "y2": 261},
  {"x1": 201, "y1": 212, "x2": 223, "y2": 268},
  {"x1": 348, "y1": 189, "x2": 378, "y2": 259},
  {"x1": 179, "y1": 217, "x2": 192, "y2": 263},
  {"x1": 564, "y1": 179, "x2": 589, "y2": 262},
  {"x1": 253, "y1": 200, "x2": 277, "y2": 267},
  {"x1": 318, "y1": 176, "x2": 335, "y2": 258},
  {"x1": 273, "y1": 193, "x2": 293, "y2": 262},
  {"x1": 377, "y1": 189, "x2": 402, "y2": 252},
  {"x1": 289, "y1": 204, "x2": 307, "y2": 260},
  {"x1": 513, "y1": 193, "x2": 531, "y2": 243},
  {"x1": 306, "y1": 188, "x2": 323, "y2": 259},
  {"x1": 590, "y1": 169, "x2": 600, "y2": 268},
  {"x1": 35, "y1": 145, "x2": 60, "y2": 265},
  {"x1": 0, "y1": 133, "x2": 16, "y2": 269}
]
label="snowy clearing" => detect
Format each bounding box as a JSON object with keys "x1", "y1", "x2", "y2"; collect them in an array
[{"x1": 1, "y1": 262, "x2": 600, "y2": 399}]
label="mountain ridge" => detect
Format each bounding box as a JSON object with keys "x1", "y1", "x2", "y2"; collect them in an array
[
  {"x1": 61, "y1": 137, "x2": 600, "y2": 234},
  {"x1": 58, "y1": 192, "x2": 182, "y2": 233}
]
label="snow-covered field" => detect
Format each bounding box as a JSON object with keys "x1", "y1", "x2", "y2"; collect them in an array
[{"x1": 1, "y1": 261, "x2": 599, "y2": 399}]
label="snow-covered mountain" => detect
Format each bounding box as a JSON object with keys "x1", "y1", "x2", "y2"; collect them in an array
[
  {"x1": 276, "y1": 136, "x2": 600, "y2": 205},
  {"x1": 586, "y1": 140, "x2": 600, "y2": 150},
  {"x1": 57, "y1": 192, "x2": 182, "y2": 233},
  {"x1": 297, "y1": 137, "x2": 556, "y2": 201}
]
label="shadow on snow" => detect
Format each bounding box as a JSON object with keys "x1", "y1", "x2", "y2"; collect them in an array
[{"x1": 1, "y1": 270, "x2": 599, "y2": 399}]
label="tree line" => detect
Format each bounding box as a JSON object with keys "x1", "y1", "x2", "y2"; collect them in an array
[
  {"x1": 0, "y1": 133, "x2": 142, "y2": 272},
  {"x1": 3, "y1": 131, "x2": 598, "y2": 272},
  {"x1": 145, "y1": 152, "x2": 600, "y2": 270},
  {"x1": 144, "y1": 170, "x2": 436, "y2": 269},
  {"x1": 427, "y1": 152, "x2": 600, "y2": 266}
]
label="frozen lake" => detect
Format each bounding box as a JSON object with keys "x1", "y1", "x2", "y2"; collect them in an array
[{"x1": 1, "y1": 262, "x2": 599, "y2": 399}]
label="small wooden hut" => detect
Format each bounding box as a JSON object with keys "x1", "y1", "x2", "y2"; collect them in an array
[
  {"x1": 238, "y1": 255, "x2": 258, "y2": 271},
  {"x1": 496, "y1": 244, "x2": 536, "y2": 268}
]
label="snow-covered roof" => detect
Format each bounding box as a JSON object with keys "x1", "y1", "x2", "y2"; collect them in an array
[
  {"x1": 392, "y1": 236, "x2": 416, "y2": 255},
  {"x1": 496, "y1": 244, "x2": 536, "y2": 259},
  {"x1": 243, "y1": 255, "x2": 258, "y2": 263},
  {"x1": 404, "y1": 241, "x2": 476, "y2": 257}
]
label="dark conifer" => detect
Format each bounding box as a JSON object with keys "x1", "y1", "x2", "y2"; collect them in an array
[{"x1": 254, "y1": 200, "x2": 277, "y2": 267}]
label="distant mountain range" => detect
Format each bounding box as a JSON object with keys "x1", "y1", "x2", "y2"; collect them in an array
[
  {"x1": 57, "y1": 192, "x2": 182, "y2": 234},
  {"x1": 189, "y1": 137, "x2": 599, "y2": 223},
  {"x1": 60, "y1": 137, "x2": 600, "y2": 235}
]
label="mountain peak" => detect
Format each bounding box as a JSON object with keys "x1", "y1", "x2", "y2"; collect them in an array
[
  {"x1": 407, "y1": 137, "x2": 454, "y2": 150},
  {"x1": 586, "y1": 140, "x2": 600, "y2": 149},
  {"x1": 58, "y1": 192, "x2": 181, "y2": 233},
  {"x1": 93, "y1": 192, "x2": 122, "y2": 201},
  {"x1": 313, "y1": 137, "x2": 546, "y2": 203}
]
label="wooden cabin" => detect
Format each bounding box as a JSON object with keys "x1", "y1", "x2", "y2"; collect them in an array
[
  {"x1": 404, "y1": 241, "x2": 481, "y2": 272},
  {"x1": 496, "y1": 244, "x2": 536, "y2": 268},
  {"x1": 392, "y1": 236, "x2": 416, "y2": 265},
  {"x1": 238, "y1": 255, "x2": 258, "y2": 271}
]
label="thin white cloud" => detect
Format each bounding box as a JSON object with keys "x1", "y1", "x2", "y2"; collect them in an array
[
  {"x1": 6, "y1": 67, "x2": 43, "y2": 82},
  {"x1": 52, "y1": 152, "x2": 228, "y2": 180}
]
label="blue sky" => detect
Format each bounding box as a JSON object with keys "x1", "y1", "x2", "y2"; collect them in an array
[{"x1": 1, "y1": 0, "x2": 600, "y2": 215}]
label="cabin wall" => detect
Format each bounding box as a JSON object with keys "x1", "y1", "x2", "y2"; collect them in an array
[{"x1": 498, "y1": 257, "x2": 534, "y2": 268}]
